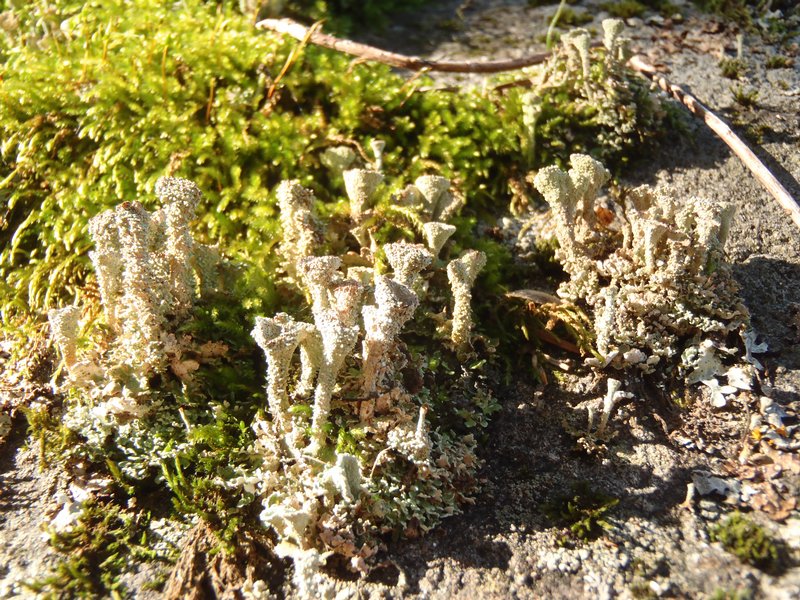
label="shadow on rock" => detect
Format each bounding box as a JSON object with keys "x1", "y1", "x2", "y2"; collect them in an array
[
  {"x1": 733, "y1": 255, "x2": 800, "y2": 370},
  {"x1": 370, "y1": 378, "x2": 701, "y2": 594}
]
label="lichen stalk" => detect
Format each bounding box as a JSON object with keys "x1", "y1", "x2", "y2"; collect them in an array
[
  {"x1": 297, "y1": 256, "x2": 343, "y2": 319},
  {"x1": 383, "y1": 242, "x2": 432, "y2": 288},
  {"x1": 447, "y1": 250, "x2": 486, "y2": 353},
  {"x1": 278, "y1": 180, "x2": 319, "y2": 279},
  {"x1": 87, "y1": 209, "x2": 124, "y2": 330},
  {"x1": 343, "y1": 168, "x2": 383, "y2": 223},
  {"x1": 252, "y1": 313, "x2": 306, "y2": 436},
  {"x1": 309, "y1": 309, "x2": 360, "y2": 453},
  {"x1": 114, "y1": 201, "x2": 166, "y2": 373},
  {"x1": 296, "y1": 323, "x2": 322, "y2": 399},
  {"x1": 156, "y1": 176, "x2": 202, "y2": 317},
  {"x1": 360, "y1": 276, "x2": 419, "y2": 396},
  {"x1": 422, "y1": 222, "x2": 457, "y2": 258},
  {"x1": 48, "y1": 306, "x2": 81, "y2": 370}
]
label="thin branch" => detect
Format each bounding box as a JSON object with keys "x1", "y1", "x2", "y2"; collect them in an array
[
  {"x1": 629, "y1": 55, "x2": 800, "y2": 231},
  {"x1": 256, "y1": 18, "x2": 552, "y2": 73}
]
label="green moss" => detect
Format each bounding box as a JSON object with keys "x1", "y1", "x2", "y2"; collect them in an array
[
  {"x1": 556, "y1": 7, "x2": 594, "y2": 27},
  {"x1": 709, "y1": 512, "x2": 784, "y2": 574},
  {"x1": 731, "y1": 85, "x2": 759, "y2": 108},
  {"x1": 708, "y1": 588, "x2": 754, "y2": 600},
  {"x1": 765, "y1": 54, "x2": 793, "y2": 69},
  {"x1": 21, "y1": 402, "x2": 78, "y2": 466},
  {"x1": 719, "y1": 58, "x2": 746, "y2": 79},
  {"x1": 0, "y1": 0, "x2": 511, "y2": 326},
  {"x1": 26, "y1": 499, "x2": 176, "y2": 598},
  {"x1": 544, "y1": 482, "x2": 618, "y2": 543},
  {"x1": 600, "y1": 1, "x2": 648, "y2": 18},
  {"x1": 0, "y1": 1, "x2": 671, "y2": 367}
]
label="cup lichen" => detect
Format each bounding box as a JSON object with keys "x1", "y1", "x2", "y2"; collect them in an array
[
  {"x1": 245, "y1": 169, "x2": 493, "y2": 590},
  {"x1": 530, "y1": 153, "x2": 750, "y2": 401}
]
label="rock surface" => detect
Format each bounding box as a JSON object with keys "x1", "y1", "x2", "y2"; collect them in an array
[{"x1": 1, "y1": 1, "x2": 799, "y2": 598}]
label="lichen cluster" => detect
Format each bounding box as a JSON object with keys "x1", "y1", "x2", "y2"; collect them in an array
[
  {"x1": 45, "y1": 165, "x2": 493, "y2": 595},
  {"x1": 48, "y1": 177, "x2": 220, "y2": 414},
  {"x1": 1, "y1": 3, "x2": 738, "y2": 596},
  {"x1": 532, "y1": 153, "x2": 749, "y2": 376},
  {"x1": 246, "y1": 160, "x2": 491, "y2": 590},
  {"x1": 519, "y1": 19, "x2": 667, "y2": 170}
]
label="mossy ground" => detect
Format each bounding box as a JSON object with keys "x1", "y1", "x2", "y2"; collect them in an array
[
  {"x1": 709, "y1": 512, "x2": 785, "y2": 574},
  {"x1": 3, "y1": 0, "x2": 797, "y2": 597}
]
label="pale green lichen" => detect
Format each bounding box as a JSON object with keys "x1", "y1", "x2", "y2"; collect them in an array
[
  {"x1": 48, "y1": 306, "x2": 81, "y2": 371},
  {"x1": 155, "y1": 176, "x2": 203, "y2": 318},
  {"x1": 277, "y1": 180, "x2": 321, "y2": 280},
  {"x1": 48, "y1": 176, "x2": 222, "y2": 420},
  {"x1": 246, "y1": 171, "x2": 491, "y2": 589},
  {"x1": 422, "y1": 221, "x2": 457, "y2": 258},
  {"x1": 383, "y1": 242, "x2": 433, "y2": 288},
  {"x1": 521, "y1": 19, "x2": 662, "y2": 167},
  {"x1": 447, "y1": 250, "x2": 487, "y2": 354},
  {"x1": 361, "y1": 275, "x2": 419, "y2": 396},
  {"x1": 531, "y1": 154, "x2": 749, "y2": 383},
  {"x1": 343, "y1": 168, "x2": 384, "y2": 223},
  {"x1": 320, "y1": 145, "x2": 356, "y2": 175}
]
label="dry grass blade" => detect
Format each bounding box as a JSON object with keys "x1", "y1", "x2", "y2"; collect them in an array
[{"x1": 506, "y1": 289, "x2": 563, "y2": 305}]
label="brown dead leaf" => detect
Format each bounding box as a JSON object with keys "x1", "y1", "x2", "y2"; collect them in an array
[
  {"x1": 198, "y1": 341, "x2": 229, "y2": 360},
  {"x1": 595, "y1": 206, "x2": 616, "y2": 228},
  {"x1": 171, "y1": 359, "x2": 200, "y2": 381},
  {"x1": 770, "y1": 450, "x2": 800, "y2": 475},
  {"x1": 506, "y1": 289, "x2": 562, "y2": 305},
  {"x1": 749, "y1": 489, "x2": 796, "y2": 522}
]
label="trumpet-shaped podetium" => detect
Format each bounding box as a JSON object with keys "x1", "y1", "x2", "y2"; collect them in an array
[
  {"x1": 277, "y1": 180, "x2": 321, "y2": 280},
  {"x1": 343, "y1": 168, "x2": 384, "y2": 222},
  {"x1": 383, "y1": 242, "x2": 433, "y2": 288},
  {"x1": 447, "y1": 250, "x2": 487, "y2": 353},
  {"x1": 248, "y1": 169, "x2": 493, "y2": 580},
  {"x1": 422, "y1": 222, "x2": 457, "y2": 258}
]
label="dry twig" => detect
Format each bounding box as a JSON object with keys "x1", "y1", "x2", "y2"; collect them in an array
[{"x1": 256, "y1": 18, "x2": 552, "y2": 73}]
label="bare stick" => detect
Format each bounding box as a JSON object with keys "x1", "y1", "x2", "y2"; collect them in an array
[
  {"x1": 629, "y1": 55, "x2": 800, "y2": 230},
  {"x1": 256, "y1": 18, "x2": 552, "y2": 73}
]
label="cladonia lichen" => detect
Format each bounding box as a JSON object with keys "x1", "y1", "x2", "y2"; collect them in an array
[
  {"x1": 531, "y1": 153, "x2": 751, "y2": 402},
  {"x1": 520, "y1": 19, "x2": 663, "y2": 168},
  {"x1": 48, "y1": 176, "x2": 221, "y2": 407},
  {"x1": 447, "y1": 250, "x2": 487, "y2": 354},
  {"x1": 246, "y1": 170, "x2": 493, "y2": 591}
]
